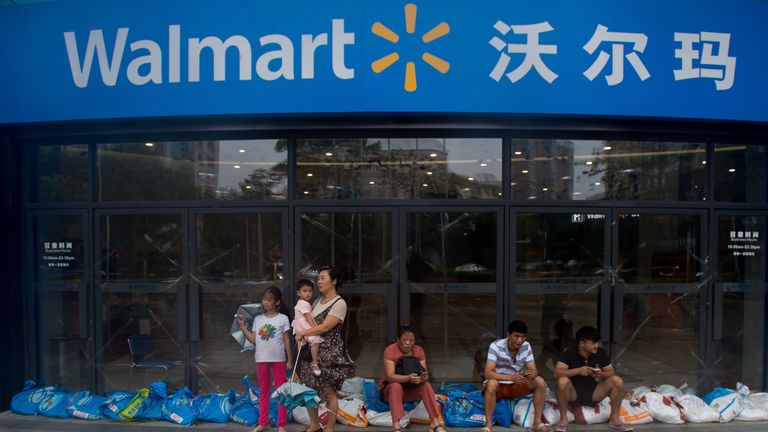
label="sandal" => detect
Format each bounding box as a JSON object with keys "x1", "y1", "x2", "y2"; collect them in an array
[
  {"x1": 553, "y1": 424, "x2": 568, "y2": 432},
  {"x1": 430, "y1": 424, "x2": 448, "y2": 432},
  {"x1": 311, "y1": 363, "x2": 322, "y2": 376},
  {"x1": 533, "y1": 424, "x2": 550, "y2": 432},
  {"x1": 478, "y1": 428, "x2": 491, "y2": 432},
  {"x1": 302, "y1": 427, "x2": 325, "y2": 432},
  {"x1": 608, "y1": 422, "x2": 633, "y2": 432}
]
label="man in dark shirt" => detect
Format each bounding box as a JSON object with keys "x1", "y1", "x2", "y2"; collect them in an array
[{"x1": 553, "y1": 326, "x2": 632, "y2": 432}]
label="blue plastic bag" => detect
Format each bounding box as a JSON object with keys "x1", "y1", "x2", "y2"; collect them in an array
[
  {"x1": 492, "y1": 398, "x2": 512, "y2": 427},
  {"x1": 193, "y1": 390, "x2": 236, "y2": 423},
  {"x1": 439, "y1": 383, "x2": 480, "y2": 394},
  {"x1": 363, "y1": 381, "x2": 417, "y2": 413},
  {"x1": 134, "y1": 381, "x2": 167, "y2": 421},
  {"x1": 161, "y1": 387, "x2": 197, "y2": 426},
  {"x1": 11, "y1": 380, "x2": 56, "y2": 416},
  {"x1": 67, "y1": 392, "x2": 106, "y2": 420},
  {"x1": 231, "y1": 376, "x2": 259, "y2": 426},
  {"x1": 438, "y1": 390, "x2": 487, "y2": 427},
  {"x1": 100, "y1": 391, "x2": 135, "y2": 421},
  {"x1": 268, "y1": 395, "x2": 294, "y2": 427},
  {"x1": 38, "y1": 390, "x2": 76, "y2": 418}
]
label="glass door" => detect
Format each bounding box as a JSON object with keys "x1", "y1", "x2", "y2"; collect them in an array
[
  {"x1": 611, "y1": 210, "x2": 707, "y2": 389},
  {"x1": 404, "y1": 208, "x2": 502, "y2": 384},
  {"x1": 191, "y1": 209, "x2": 288, "y2": 393},
  {"x1": 95, "y1": 210, "x2": 188, "y2": 392},
  {"x1": 28, "y1": 211, "x2": 91, "y2": 390},
  {"x1": 711, "y1": 213, "x2": 766, "y2": 390},
  {"x1": 296, "y1": 208, "x2": 395, "y2": 379},
  {"x1": 512, "y1": 209, "x2": 610, "y2": 386}
]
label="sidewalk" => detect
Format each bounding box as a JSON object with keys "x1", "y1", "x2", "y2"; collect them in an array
[{"x1": 2, "y1": 412, "x2": 768, "y2": 432}]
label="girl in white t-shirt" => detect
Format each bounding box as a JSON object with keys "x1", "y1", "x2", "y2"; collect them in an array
[
  {"x1": 237, "y1": 286, "x2": 292, "y2": 432},
  {"x1": 292, "y1": 279, "x2": 324, "y2": 376}
]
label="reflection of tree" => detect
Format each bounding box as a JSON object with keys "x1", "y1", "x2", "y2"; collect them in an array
[
  {"x1": 38, "y1": 145, "x2": 89, "y2": 201},
  {"x1": 583, "y1": 141, "x2": 704, "y2": 201}
]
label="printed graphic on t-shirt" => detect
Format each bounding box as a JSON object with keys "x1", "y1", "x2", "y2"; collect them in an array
[{"x1": 258, "y1": 323, "x2": 277, "y2": 341}]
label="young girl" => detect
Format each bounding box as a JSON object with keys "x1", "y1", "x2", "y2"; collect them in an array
[
  {"x1": 237, "y1": 286, "x2": 292, "y2": 432},
  {"x1": 292, "y1": 279, "x2": 323, "y2": 376}
]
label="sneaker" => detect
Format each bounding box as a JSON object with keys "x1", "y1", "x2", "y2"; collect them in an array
[{"x1": 311, "y1": 363, "x2": 322, "y2": 376}]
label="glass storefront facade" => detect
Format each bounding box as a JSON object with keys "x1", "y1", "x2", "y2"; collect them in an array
[{"x1": 20, "y1": 135, "x2": 768, "y2": 395}]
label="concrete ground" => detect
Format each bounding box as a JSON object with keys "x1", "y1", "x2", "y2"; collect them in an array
[{"x1": 2, "y1": 412, "x2": 768, "y2": 432}]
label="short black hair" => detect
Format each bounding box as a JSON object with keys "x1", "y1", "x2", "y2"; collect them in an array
[
  {"x1": 397, "y1": 324, "x2": 416, "y2": 338},
  {"x1": 318, "y1": 265, "x2": 342, "y2": 290},
  {"x1": 507, "y1": 320, "x2": 528, "y2": 334},
  {"x1": 296, "y1": 279, "x2": 314, "y2": 290},
  {"x1": 575, "y1": 325, "x2": 601, "y2": 343}
]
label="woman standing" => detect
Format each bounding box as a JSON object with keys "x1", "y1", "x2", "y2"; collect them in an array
[{"x1": 295, "y1": 266, "x2": 354, "y2": 432}]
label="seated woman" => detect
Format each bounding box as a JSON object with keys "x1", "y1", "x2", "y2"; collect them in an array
[{"x1": 379, "y1": 325, "x2": 446, "y2": 432}]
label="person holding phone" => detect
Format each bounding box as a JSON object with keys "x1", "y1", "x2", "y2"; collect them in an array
[
  {"x1": 553, "y1": 326, "x2": 632, "y2": 432},
  {"x1": 482, "y1": 320, "x2": 548, "y2": 432},
  {"x1": 380, "y1": 325, "x2": 445, "y2": 432}
]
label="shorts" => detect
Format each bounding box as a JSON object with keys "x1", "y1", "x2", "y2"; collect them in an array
[{"x1": 483, "y1": 381, "x2": 532, "y2": 400}]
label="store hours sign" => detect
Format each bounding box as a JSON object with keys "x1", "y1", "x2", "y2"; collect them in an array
[
  {"x1": 727, "y1": 230, "x2": 762, "y2": 258},
  {"x1": 42, "y1": 241, "x2": 75, "y2": 268}
]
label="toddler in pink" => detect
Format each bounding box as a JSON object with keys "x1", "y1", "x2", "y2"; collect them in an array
[{"x1": 292, "y1": 279, "x2": 323, "y2": 376}]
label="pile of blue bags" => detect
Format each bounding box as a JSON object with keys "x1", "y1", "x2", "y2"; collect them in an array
[{"x1": 11, "y1": 376, "x2": 291, "y2": 427}]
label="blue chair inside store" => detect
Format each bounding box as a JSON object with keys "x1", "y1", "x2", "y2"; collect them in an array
[{"x1": 127, "y1": 334, "x2": 183, "y2": 371}]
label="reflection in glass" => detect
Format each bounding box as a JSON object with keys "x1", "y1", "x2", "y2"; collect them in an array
[
  {"x1": 406, "y1": 212, "x2": 497, "y2": 383},
  {"x1": 297, "y1": 138, "x2": 502, "y2": 199},
  {"x1": 99, "y1": 214, "x2": 184, "y2": 391},
  {"x1": 32, "y1": 144, "x2": 89, "y2": 202},
  {"x1": 715, "y1": 216, "x2": 766, "y2": 389},
  {"x1": 300, "y1": 212, "x2": 391, "y2": 378},
  {"x1": 510, "y1": 140, "x2": 706, "y2": 201},
  {"x1": 97, "y1": 140, "x2": 287, "y2": 201},
  {"x1": 33, "y1": 214, "x2": 89, "y2": 389},
  {"x1": 195, "y1": 212, "x2": 284, "y2": 392},
  {"x1": 618, "y1": 213, "x2": 701, "y2": 284},
  {"x1": 515, "y1": 213, "x2": 605, "y2": 384},
  {"x1": 714, "y1": 144, "x2": 766, "y2": 202},
  {"x1": 615, "y1": 213, "x2": 701, "y2": 387}
]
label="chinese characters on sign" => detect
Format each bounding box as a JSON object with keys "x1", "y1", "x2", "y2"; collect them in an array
[
  {"x1": 728, "y1": 231, "x2": 761, "y2": 257},
  {"x1": 42, "y1": 241, "x2": 75, "y2": 267},
  {"x1": 490, "y1": 22, "x2": 736, "y2": 90}
]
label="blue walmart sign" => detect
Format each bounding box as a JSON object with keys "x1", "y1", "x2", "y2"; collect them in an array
[{"x1": 0, "y1": 0, "x2": 766, "y2": 124}]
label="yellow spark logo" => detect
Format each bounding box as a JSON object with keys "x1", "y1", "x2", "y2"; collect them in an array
[{"x1": 371, "y1": 4, "x2": 450, "y2": 92}]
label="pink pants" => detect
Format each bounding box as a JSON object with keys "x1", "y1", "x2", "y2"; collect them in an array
[
  {"x1": 383, "y1": 382, "x2": 439, "y2": 423},
  {"x1": 256, "y1": 362, "x2": 287, "y2": 427}
]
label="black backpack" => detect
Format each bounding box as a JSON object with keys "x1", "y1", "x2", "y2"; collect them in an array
[{"x1": 395, "y1": 356, "x2": 426, "y2": 388}]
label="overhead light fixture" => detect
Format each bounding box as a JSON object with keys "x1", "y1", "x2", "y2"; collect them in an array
[
  {"x1": 603, "y1": 146, "x2": 612, "y2": 150},
  {"x1": 427, "y1": 171, "x2": 433, "y2": 175},
  {"x1": 561, "y1": 176, "x2": 571, "y2": 180},
  {"x1": 307, "y1": 173, "x2": 314, "y2": 177},
  {"x1": 245, "y1": 185, "x2": 252, "y2": 189},
  {"x1": 498, "y1": 192, "x2": 502, "y2": 196},
  {"x1": 422, "y1": 183, "x2": 429, "y2": 187},
  {"x1": 594, "y1": 182, "x2": 601, "y2": 185},
  {"x1": 234, "y1": 165, "x2": 241, "y2": 169},
  {"x1": 573, "y1": 192, "x2": 582, "y2": 195},
  {"x1": 303, "y1": 191, "x2": 309, "y2": 195},
  {"x1": 729, "y1": 168, "x2": 736, "y2": 172},
  {"x1": 702, "y1": 160, "x2": 707, "y2": 165},
  {"x1": 522, "y1": 170, "x2": 529, "y2": 174},
  {"x1": 514, "y1": 151, "x2": 522, "y2": 155},
  {"x1": 542, "y1": 187, "x2": 548, "y2": 191},
  {"x1": 325, "y1": 152, "x2": 333, "y2": 156},
  {"x1": 429, "y1": 153, "x2": 438, "y2": 158},
  {"x1": 369, "y1": 181, "x2": 375, "y2": 185},
  {"x1": 480, "y1": 162, "x2": 488, "y2": 167},
  {"x1": 239, "y1": 149, "x2": 245, "y2": 153},
  {"x1": 145, "y1": 142, "x2": 154, "y2": 147},
  {"x1": 586, "y1": 161, "x2": 593, "y2": 165},
  {"x1": 468, "y1": 177, "x2": 474, "y2": 181}
]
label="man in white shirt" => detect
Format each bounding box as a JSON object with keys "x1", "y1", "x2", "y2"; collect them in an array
[{"x1": 483, "y1": 320, "x2": 548, "y2": 432}]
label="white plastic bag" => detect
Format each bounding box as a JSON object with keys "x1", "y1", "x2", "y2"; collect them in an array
[
  {"x1": 571, "y1": 398, "x2": 610, "y2": 424},
  {"x1": 340, "y1": 378, "x2": 370, "y2": 400},
  {"x1": 630, "y1": 385, "x2": 652, "y2": 398},
  {"x1": 735, "y1": 383, "x2": 768, "y2": 421},
  {"x1": 675, "y1": 394, "x2": 719, "y2": 423},
  {"x1": 511, "y1": 396, "x2": 534, "y2": 428},
  {"x1": 366, "y1": 410, "x2": 410, "y2": 428},
  {"x1": 292, "y1": 405, "x2": 330, "y2": 427},
  {"x1": 705, "y1": 389, "x2": 743, "y2": 422},
  {"x1": 407, "y1": 400, "x2": 444, "y2": 425},
  {"x1": 336, "y1": 398, "x2": 368, "y2": 427},
  {"x1": 655, "y1": 384, "x2": 685, "y2": 399},
  {"x1": 618, "y1": 398, "x2": 653, "y2": 425},
  {"x1": 643, "y1": 392, "x2": 685, "y2": 424},
  {"x1": 542, "y1": 400, "x2": 574, "y2": 425}
]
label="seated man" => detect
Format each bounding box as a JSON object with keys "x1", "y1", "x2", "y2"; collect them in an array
[
  {"x1": 553, "y1": 326, "x2": 632, "y2": 432},
  {"x1": 482, "y1": 320, "x2": 548, "y2": 432}
]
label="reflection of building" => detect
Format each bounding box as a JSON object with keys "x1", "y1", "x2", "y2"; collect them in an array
[{"x1": 163, "y1": 141, "x2": 220, "y2": 197}]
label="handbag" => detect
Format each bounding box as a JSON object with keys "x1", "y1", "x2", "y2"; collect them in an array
[{"x1": 395, "y1": 356, "x2": 426, "y2": 389}]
